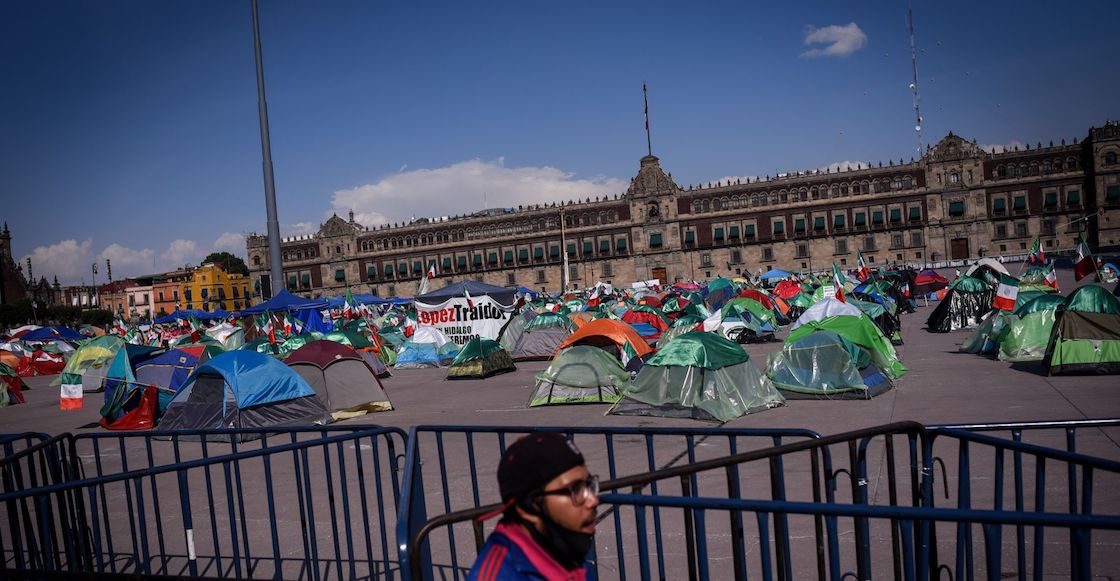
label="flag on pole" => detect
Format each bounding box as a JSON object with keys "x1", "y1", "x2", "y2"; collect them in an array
[
  {"x1": 343, "y1": 287, "x2": 357, "y2": 319},
  {"x1": 257, "y1": 310, "x2": 275, "y2": 344},
  {"x1": 588, "y1": 284, "x2": 602, "y2": 308},
  {"x1": 992, "y1": 274, "x2": 1020, "y2": 311},
  {"x1": 1028, "y1": 237, "x2": 1045, "y2": 265},
  {"x1": 59, "y1": 372, "x2": 83, "y2": 410},
  {"x1": 283, "y1": 312, "x2": 303, "y2": 335},
  {"x1": 857, "y1": 251, "x2": 870, "y2": 281},
  {"x1": 1074, "y1": 237, "x2": 1097, "y2": 281},
  {"x1": 832, "y1": 263, "x2": 847, "y2": 302},
  {"x1": 418, "y1": 262, "x2": 435, "y2": 296},
  {"x1": 1043, "y1": 262, "x2": 1059, "y2": 291},
  {"x1": 464, "y1": 288, "x2": 475, "y2": 309}
]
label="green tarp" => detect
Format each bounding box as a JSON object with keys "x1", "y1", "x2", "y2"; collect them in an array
[
  {"x1": 786, "y1": 315, "x2": 907, "y2": 379},
  {"x1": 647, "y1": 332, "x2": 749, "y2": 370}
]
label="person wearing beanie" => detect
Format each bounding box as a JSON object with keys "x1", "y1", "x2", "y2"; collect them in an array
[{"x1": 466, "y1": 431, "x2": 601, "y2": 581}]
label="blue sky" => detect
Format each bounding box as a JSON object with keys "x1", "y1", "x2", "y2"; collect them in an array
[{"x1": 2, "y1": 0, "x2": 1117, "y2": 284}]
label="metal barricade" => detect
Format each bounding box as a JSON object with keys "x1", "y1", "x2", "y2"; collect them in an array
[
  {"x1": 406, "y1": 421, "x2": 1120, "y2": 581},
  {"x1": 1, "y1": 427, "x2": 408, "y2": 580}
]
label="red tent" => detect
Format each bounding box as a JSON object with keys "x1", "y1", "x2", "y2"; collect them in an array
[
  {"x1": 772, "y1": 280, "x2": 803, "y2": 300},
  {"x1": 736, "y1": 289, "x2": 774, "y2": 310}
]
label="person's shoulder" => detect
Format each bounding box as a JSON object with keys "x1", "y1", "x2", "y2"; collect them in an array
[{"x1": 466, "y1": 529, "x2": 538, "y2": 581}]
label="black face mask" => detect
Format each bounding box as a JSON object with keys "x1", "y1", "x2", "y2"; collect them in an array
[{"x1": 514, "y1": 500, "x2": 594, "y2": 570}]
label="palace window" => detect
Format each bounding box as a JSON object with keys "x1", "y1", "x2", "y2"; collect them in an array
[
  {"x1": 684, "y1": 231, "x2": 695, "y2": 245},
  {"x1": 854, "y1": 212, "x2": 866, "y2": 227},
  {"x1": 744, "y1": 224, "x2": 755, "y2": 239},
  {"x1": 367, "y1": 266, "x2": 376, "y2": 279},
  {"x1": 729, "y1": 225, "x2": 740, "y2": 239},
  {"x1": 909, "y1": 207, "x2": 921, "y2": 221},
  {"x1": 714, "y1": 227, "x2": 724, "y2": 241},
  {"x1": 794, "y1": 218, "x2": 806, "y2": 233},
  {"x1": 335, "y1": 269, "x2": 345, "y2": 281},
  {"x1": 835, "y1": 239, "x2": 848, "y2": 254},
  {"x1": 772, "y1": 220, "x2": 785, "y2": 235},
  {"x1": 616, "y1": 238, "x2": 627, "y2": 251},
  {"x1": 863, "y1": 236, "x2": 876, "y2": 251},
  {"x1": 796, "y1": 243, "x2": 809, "y2": 258},
  {"x1": 813, "y1": 216, "x2": 825, "y2": 231},
  {"x1": 889, "y1": 209, "x2": 902, "y2": 223},
  {"x1": 872, "y1": 211, "x2": 884, "y2": 225},
  {"x1": 649, "y1": 233, "x2": 663, "y2": 248},
  {"x1": 1106, "y1": 185, "x2": 1120, "y2": 203},
  {"x1": 911, "y1": 232, "x2": 923, "y2": 247},
  {"x1": 948, "y1": 201, "x2": 965, "y2": 216},
  {"x1": 534, "y1": 247, "x2": 545, "y2": 259},
  {"x1": 700, "y1": 254, "x2": 712, "y2": 268},
  {"x1": 762, "y1": 247, "x2": 774, "y2": 261},
  {"x1": 1067, "y1": 189, "x2": 1080, "y2": 205},
  {"x1": 602, "y1": 262, "x2": 613, "y2": 277},
  {"x1": 1044, "y1": 192, "x2": 1058, "y2": 208},
  {"x1": 834, "y1": 214, "x2": 846, "y2": 229},
  {"x1": 993, "y1": 198, "x2": 1006, "y2": 214},
  {"x1": 1013, "y1": 195, "x2": 1027, "y2": 212}
]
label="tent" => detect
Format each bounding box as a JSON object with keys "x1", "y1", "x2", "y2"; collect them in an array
[
  {"x1": 507, "y1": 312, "x2": 573, "y2": 361},
  {"x1": 394, "y1": 327, "x2": 459, "y2": 369},
  {"x1": 159, "y1": 350, "x2": 330, "y2": 438},
  {"x1": 965, "y1": 258, "x2": 1011, "y2": 284},
  {"x1": 22, "y1": 326, "x2": 85, "y2": 342},
  {"x1": 99, "y1": 345, "x2": 174, "y2": 430},
  {"x1": 498, "y1": 310, "x2": 538, "y2": 353},
  {"x1": 237, "y1": 289, "x2": 329, "y2": 315},
  {"x1": 556, "y1": 318, "x2": 654, "y2": 363},
  {"x1": 759, "y1": 269, "x2": 792, "y2": 283},
  {"x1": 55, "y1": 335, "x2": 125, "y2": 394},
  {"x1": 0, "y1": 363, "x2": 27, "y2": 406},
  {"x1": 790, "y1": 298, "x2": 862, "y2": 330},
  {"x1": 766, "y1": 330, "x2": 892, "y2": 399},
  {"x1": 786, "y1": 315, "x2": 908, "y2": 380},
  {"x1": 608, "y1": 332, "x2": 783, "y2": 422},
  {"x1": 958, "y1": 311, "x2": 1015, "y2": 356},
  {"x1": 925, "y1": 276, "x2": 995, "y2": 333},
  {"x1": 998, "y1": 294, "x2": 1065, "y2": 362},
  {"x1": 414, "y1": 280, "x2": 517, "y2": 305},
  {"x1": 447, "y1": 337, "x2": 516, "y2": 379},
  {"x1": 528, "y1": 346, "x2": 629, "y2": 406},
  {"x1": 913, "y1": 270, "x2": 950, "y2": 295},
  {"x1": 286, "y1": 340, "x2": 392, "y2": 419},
  {"x1": 1042, "y1": 285, "x2": 1120, "y2": 375}
]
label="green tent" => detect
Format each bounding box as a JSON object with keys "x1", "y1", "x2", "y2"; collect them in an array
[
  {"x1": 528, "y1": 346, "x2": 628, "y2": 406},
  {"x1": 447, "y1": 337, "x2": 516, "y2": 379},
  {"x1": 608, "y1": 332, "x2": 784, "y2": 422},
  {"x1": 997, "y1": 294, "x2": 1064, "y2": 362},
  {"x1": 656, "y1": 324, "x2": 697, "y2": 349},
  {"x1": 322, "y1": 330, "x2": 373, "y2": 349},
  {"x1": 1043, "y1": 285, "x2": 1120, "y2": 375},
  {"x1": 720, "y1": 298, "x2": 777, "y2": 327},
  {"x1": 497, "y1": 311, "x2": 536, "y2": 353},
  {"x1": 53, "y1": 334, "x2": 125, "y2": 393},
  {"x1": 766, "y1": 330, "x2": 892, "y2": 398},
  {"x1": 959, "y1": 310, "x2": 1015, "y2": 355},
  {"x1": 786, "y1": 315, "x2": 907, "y2": 379}
]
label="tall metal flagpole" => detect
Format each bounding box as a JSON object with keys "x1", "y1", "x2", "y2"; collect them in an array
[
  {"x1": 251, "y1": 0, "x2": 284, "y2": 298},
  {"x1": 560, "y1": 207, "x2": 569, "y2": 292},
  {"x1": 907, "y1": 3, "x2": 924, "y2": 157},
  {"x1": 643, "y1": 83, "x2": 652, "y2": 157}
]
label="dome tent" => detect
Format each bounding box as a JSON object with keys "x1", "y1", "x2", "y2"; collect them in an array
[
  {"x1": 158, "y1": 350, "x2": 329, "y2": 439},
  {"x1": 786, "y1": 314, "x2": 908, "y2": 380},
  {"x1": 1043, "y1": 285, "x2": 1120, "y2": 375},
  {"x1": 527, "y1": 346, "x2": 628, "y2": 406},
  {"x1": 997, "y1": 294, "x2": 1065, "y2": 362},
  {"x1": 447, "y1": 337, "x2": 516, "y2": 379},
  {"x1": 507, "y1": 312, "x2": 574, "y2": 361},
  {"x1": 394, "y1": 327, "x2": 459, "y2": 369},
  {"x1": 608, "y1": 332, "x2": 784, "y2": 422},
  {"x1": 766, "y1": 330, "x2": 892, "y2": 399},
  {"x1": 286, "y1": 340, "x2": 392, "y2": 420}
]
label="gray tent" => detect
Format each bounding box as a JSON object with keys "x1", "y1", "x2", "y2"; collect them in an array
[
  {"x1": 509, "y1": 312, "x2": 574, "y2": 361},
  {"x1": 528, "y1": 346, "x2": 628, "y2": 406},
  {"x1": 286, "y1": 341, "x2": 393, "y2": 420}
]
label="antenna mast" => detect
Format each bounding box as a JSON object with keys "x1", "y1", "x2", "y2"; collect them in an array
[{"x1": 907, "y1": 3, "x2": 923, "y2": 157}]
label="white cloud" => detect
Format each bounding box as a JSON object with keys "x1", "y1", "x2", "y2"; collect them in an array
[
  {"x1": 21, "y1": 239, "x2": 95, "y2": 284},
  {"x1": 99, "y1": 243, "x2": 158, "y2": 276},
  {"x1": 211, "y1": 232, "x2": 246, "y2": 254},
  {"x1": 979, "y1": 140, "x2": 1026, "y2": 154},
  {"x1": 282, "y1": 222, "x2": 320, "y2": 237},
  {"x1": 330, "y1": 158, "x2": 628, "y2": 227},
  {"x1": 801, "y1": 23, "x2": 867, "y2": 58},
  {"x1": 160, "y1": 239, "x2": 202, "y2": 269}
]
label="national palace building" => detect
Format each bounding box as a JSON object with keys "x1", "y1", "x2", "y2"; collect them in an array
[{"x1": 245, "y1": 122, "x2": 1120, "y2": 301}]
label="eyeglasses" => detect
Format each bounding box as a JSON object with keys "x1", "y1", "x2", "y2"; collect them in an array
[{"x1": 537, "y1": 475, "x2": 600, "y2": 506}]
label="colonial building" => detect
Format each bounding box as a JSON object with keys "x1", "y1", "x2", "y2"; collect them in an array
[
  {"x1": 0, "y1": 223, "x2": 29, "y2": 305},
  {"x1": 181, "y1": 263, "x2": 251, "y2": 314},
  {"x1": 245, "y1": 123, "x2": 1120, "y2": 302}
]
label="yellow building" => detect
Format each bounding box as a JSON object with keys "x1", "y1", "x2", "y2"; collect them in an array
[{"x1": 183, "y1": 263, "x2": 251, "y2": 313}]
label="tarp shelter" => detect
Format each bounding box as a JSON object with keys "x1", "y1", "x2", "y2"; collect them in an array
[
  {"x1": 766, "y1": 330, "x2": 892, "y2": 399},
  {"x1": 0, "y1": 363, "x2": 27, "y2": 406},
  {"x1": 997, "y1": 294, "x2": 1064, "y2": 362},
  {"x1": 925, "y1": 276, "x2": 995, "y2": 333},
  {"x1": 913, "y1": 270, "x2": 950, "y2": 295},
  {"x1": 1043, "y1": 285, "x2": 1120, "y2": 375},
  {"x1": 22, "y1": 326, "x2": 85, "y2": 342},
  {"x1": 237, "y1": 289, "x2": 329, "y2": 315},
  {"x1": 414, "y1": 281, "x2": 517, "y2": 343},
  {"x1": 528, "y1": 346, "x2": 629, "y2": 406},
  {"x1": 759, "y1": 269, "x2": 792, "y2": 283},
  {"x1": 447, "y1": 337, "x2": 516, "y2": 379},
  {"x1": 609, "y1": 332, "x2": 783, "y2": 422},
  {"x1": 507, "y1": 312, "x2": 574, "y2": 361},
  {"x1": 159, "y1": 350, "x2": 329, "y2": 438},
  {"x1": 395, "y1": 326, "x2": 459, "y2": 369},
  {"x1": 286, "y1": 341, "x2": 392, "y2": 420}
]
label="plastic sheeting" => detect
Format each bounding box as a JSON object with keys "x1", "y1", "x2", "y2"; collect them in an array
[
  {"x1": 925, "y1": 287, "x2": 994, "y2": 333},
  {"x1": 998, "y1": 309, "x2": 1056, "y2": 362},
  {"x1": 529, "y1": 346, "x2": 629, "y2": 406},
  {"x1": 611, "y1": 362, "x2": 783, "y2": 422},
  {"x1": 766, "y1": 331, "x2": 876, "y2": 395},
  {"x1": 791, "y1": 299, "x2": 863, "y2": 330}
]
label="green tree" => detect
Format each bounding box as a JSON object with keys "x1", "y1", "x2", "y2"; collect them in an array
[{"x1": 201, "y1": 252, "x2": 249, "y2": 276}]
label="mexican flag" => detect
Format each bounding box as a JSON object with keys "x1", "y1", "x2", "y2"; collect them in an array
[
  {"x1": 1043, "y1": 262, "x2": 1059, "y2": 291},
  {"x1": 343, "y1": 287, "x2": 357, "y2": 319},
  {"x1": 1028, "y1": 237, "x2": 1045, "y2": 265},
  {"x1": 992, "y1": 274, "x2": 1019, "y2": 311},
  {"x1": 1074, "y1": 237, "x2": 1096, "y2": 281},
  {"x1": 620, "y1": 339, "x2": 640, "y2": 367},
  {"x1": 257, "y1": 310, "x2": 276, "y2": 344},
  {"x1": 59, "y1": 372, "x2": 83, "y2": 410},
  {"x1": 832, "y1": 263, "x2": 847, "y2": 302},
  {"x1": 856, "y1": 251, "x2": 870, "y2": 281},
  {"x1": 283, "y1": 312, "x2": 304, "y2": 335}
]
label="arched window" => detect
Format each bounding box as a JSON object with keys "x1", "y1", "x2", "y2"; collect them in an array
[
  {"x1": 1106, "y1": 151, "x2": 1118, "y2": 165},
  {"x1": 949, "y1": 173, "x2": 959, "y2": 184},
  {"x1": 692, "y1": 200, "x2": 702, "y2": 213},
  {"x1": 1054, "y1": 158, "x2": 1063, "y2": 171},
  {"x1": 702, "y1": 199, "x2": 710, "y2": 212},
  {"x1": 1029, "y1": 162, "x2": 1039, "y2": 176},
  {"x1": 775, "y1": 191, "x2": 784, "y2": 204},
  {"x1": 720, "y1": 197, "x2": 729, "y2": 210},
  {"x1": 902, "y1": 176, "x2": 913, "y2": 189},
  {"x1": 1067, "y1": 156, "x2": 1078, "y2": 170},
  {"x1": 996, "y1": 165, "x2": 1006, "y2": 178},
  {"x1": 252, "y1": 255, "x2": 261, "y2": 266},
  {"x1": 893, "y1": 177, "x2": 903, "y2": 190},
  {"x1": 861, "y1": 181, "x2": 870, "y2": 194}
]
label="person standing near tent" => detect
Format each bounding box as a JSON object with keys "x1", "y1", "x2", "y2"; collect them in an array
[{"x1": 467, "y1": 432, "x2": 600, "y2": 581}]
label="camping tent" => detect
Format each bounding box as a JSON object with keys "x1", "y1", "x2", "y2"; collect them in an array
[
  {"x1": 786, "y1": 315, "x2": 908, "y2": 380},
  {"x1": 22, "y1": 326, "x2": 85, "y2": 342},
  {"x1": 766, "y1": 330, "x2": 892, "y2": 399},
  {"x1": 55, "y1": 335, "x2": 125, "y2": 394},
  {"x1": 286, "y1": 340, "x2": 392, "y2": 420},
  {"x1": 608, "y1": 332, "x2": 783, "y2": 422},
  {"x1": 413, "y1": 281, "x2": 517, "y2": 342},
  {"x1": 447, "y1": 337, "x2": 516, "y2": 379},
  {"x1": 528, "y1": 346, "x2": 629, "y2": 406},
  {"x1": 925, "y1": 276, "x2": 995, "y2": 332},
  {"x1": 394, "y1": 326, "x2": 459, "y2": 368},
  {"x1": 556, "y1": 318, "x2": 653, "y2": 364},
  {"x1": 1042, "y1": 285, "x2": 1120, "y2": 375},
  {"x1": 0, "y1": 363, "x2": 27, "y2": 406},
  {"x1": 790, "y1": 298, "x2": 863, "y2": 331},
  {"x1": 159, "y1": 350, "x2": 329, "y2": 437},
  {"x1": 997, "y1": 294, "x2": 1065, "y2": 362},
  {"x1": 507, "y1": 312, "x2": 574, "y2": 361}
]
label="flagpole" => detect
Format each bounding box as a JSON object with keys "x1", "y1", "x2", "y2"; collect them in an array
[
  {"x1": 560, "y1": 206, "x2": 569, "y2": 292},
  {"x1": 643, "y1": 83, "x2": 652, "y2": 157}
]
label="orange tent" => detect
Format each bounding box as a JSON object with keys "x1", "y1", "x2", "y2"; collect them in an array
[
  {"x1": 567, "y1": 312, "x2": 596, "y2": 328},
  {"x1": 557, "y1": 318, "x2": 654, "y2": 357}
]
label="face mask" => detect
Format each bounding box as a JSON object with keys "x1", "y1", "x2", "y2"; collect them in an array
[{"x1": 515, "y1": 500, "x2": 594, "y2": 570}]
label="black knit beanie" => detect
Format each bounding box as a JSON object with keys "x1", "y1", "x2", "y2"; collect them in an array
[{"x1": 497, "y1": 432, "x2": 585, "y2": 502}]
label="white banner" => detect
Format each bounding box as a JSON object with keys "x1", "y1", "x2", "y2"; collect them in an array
[{"x1": 414, "y1": 294, "x2": 515, "y2": 344}]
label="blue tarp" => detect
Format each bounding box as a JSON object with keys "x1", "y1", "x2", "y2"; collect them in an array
[
  {"x1": 153, "y1": 309, "x2": 229, "y2": 324},
  {"x1": 176, "y1": 350, "x2": 317, "y2": 408},
  {"x1": 414, "y1": 281, "x2": 516, "y2": 306},
  {"x1": 294, "y1": 307, "x2": 333, "y2": 334},
  {"x1": 22, "y1": 326, "x2": 84, "y2": 342},
  {"x1": 759, "y1": 269, "x2": 793, "y2": 281},
  {"x1": 515, "y1": 286, "x2": 541, "y2": 298},
  {"x1": 324, "y1": 294, "x2": 391, "y2": 308},
  {"x1": 237, "y1": 290, "x2": 328, "y2": 316}
]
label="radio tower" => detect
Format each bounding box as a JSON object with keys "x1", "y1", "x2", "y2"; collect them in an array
[{"x1": 907, "y1": 2, "x2": 923, "y2": 157}]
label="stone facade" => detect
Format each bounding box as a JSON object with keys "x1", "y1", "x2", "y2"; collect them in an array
[{"x1": 246, "y1": 124, "x2": 1120, "y2": 303}]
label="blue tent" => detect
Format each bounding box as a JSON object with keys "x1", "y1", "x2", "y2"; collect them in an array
[
  {"x1": 759, "y1": 269, "x2": 793, "y2": 281},
  {"x1": 158, "y1": 350, "x2": 328, "y2": 436},
  {"x1": 515, "y1": 286, "x2": 541, "y2": 298},
  {"x1": 154, "y1": 309, "x2": 230, "y2": 325},
  {"x1": 23, "y1": 326, "x2": 85, "y2": 342},
  {"x1": 415, "y1": 281, "x2": 516, "y2": 306},
  {"x1": 325, "y1": 294, "x2": 391, "y2": 309},
  {"x1": 238, "y1": 290, "x2": 328, "y2": 316}
]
